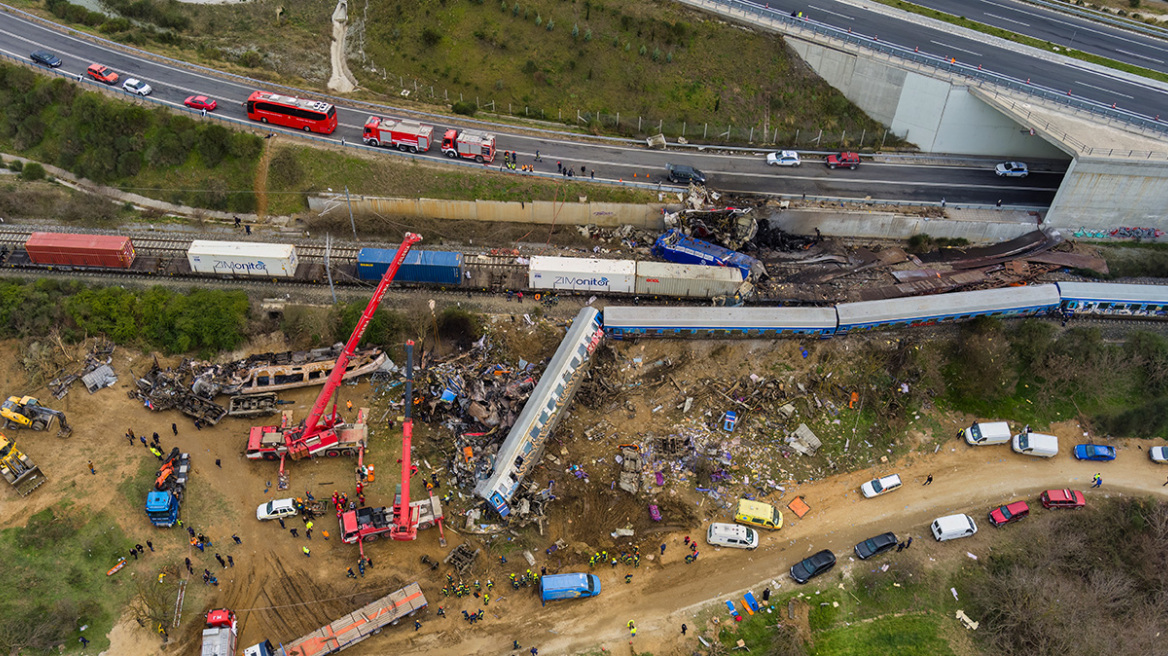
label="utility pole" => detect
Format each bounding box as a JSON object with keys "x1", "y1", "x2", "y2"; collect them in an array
[
  {"x1": 345, "y1": 186, "x2": 358, "y2": 242},
  {"x1": 324, "y1": 233, "x2": 337, "y2": 304}
]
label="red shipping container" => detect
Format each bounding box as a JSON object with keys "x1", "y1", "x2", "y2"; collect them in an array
[{"x1": 24, "y1": 232, "x2": 136, "y2": 269}]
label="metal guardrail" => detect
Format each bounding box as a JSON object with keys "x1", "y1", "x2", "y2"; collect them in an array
[{"x1": 693, "y1": 0, "x2": 1168, "y2": 143}]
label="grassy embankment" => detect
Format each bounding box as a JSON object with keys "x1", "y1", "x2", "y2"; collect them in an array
[
  {"x1": 16, "y1": 0, "x2": 897, "y2": 148},
  {"x1": 0, "y1": 507, "x2": 135, "y2": 654}
]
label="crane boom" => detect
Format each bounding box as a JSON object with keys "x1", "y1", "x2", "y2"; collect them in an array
[
  {"x1": 390, "y1": 340, "x2": 416, "y2": 541},
  {"x1": 301, "y1": 233, "x2": 422, "y2": 438}
]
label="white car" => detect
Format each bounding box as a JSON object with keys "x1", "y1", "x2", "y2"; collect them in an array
[
  {"x1": 994, "y1": 161, "x2": 1028, "y2": 178},
  {"x1": 122, "y1": 78, "x2": 152, "y2": 96},
  {"x1": 766, "y1": 150, "x2": 801, "y2": 167},
  {"x1": 861, "y1": 473, "x2": 903, "y2": 498},
  {"x1": 256, "y1": 498, "x2": 297, "y2": 521},
  {"x1": 1150, "y1": 446, "x2": 1168, "y2": 463}
]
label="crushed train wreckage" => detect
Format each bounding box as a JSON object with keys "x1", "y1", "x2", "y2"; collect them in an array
[{"x1": 130, "y1": 345, "x2": 388, "y2": 425}]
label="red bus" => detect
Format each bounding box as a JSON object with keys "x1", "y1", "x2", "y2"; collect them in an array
[{"x1": 245, "y1": 91, "x2": 338, "y2": 134}]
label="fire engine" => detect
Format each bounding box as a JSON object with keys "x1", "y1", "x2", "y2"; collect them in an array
[
  {"x1": 362, "y1": 117, "x2": 434, "y2": 153},
  {"x1": 441, "y1": 129, "x2": 496, "y2": 163}
]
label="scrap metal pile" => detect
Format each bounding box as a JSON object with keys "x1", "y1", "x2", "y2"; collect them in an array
[
  {"x1": 129, "y1": 359, "x2": 228, "y2": 426},
  {"x1": 47, "y1": 339, "x2": 116, "y2": 399}
]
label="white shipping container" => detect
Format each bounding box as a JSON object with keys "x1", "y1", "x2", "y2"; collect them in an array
[
  {"x1": 635, "y1": 261, "x2": 743, "y2": 298},
  {"x1": 529, "y1": 256, "x2": 635, "y2": 294},
  {"x1": 187, "y1": 241, "x2": 299, "y2": 278}
]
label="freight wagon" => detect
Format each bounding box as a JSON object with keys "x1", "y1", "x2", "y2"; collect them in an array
[
  {"x1": 187, "y1": 241, "x2": 299, "y2": 278},
  {"x1": 529, "y1": 256, "x2": 636, "y2": 294},
  {"x1": 634, "y1": 261, "x2": 743, "y2": 298},
  {"x1": 356, "y1": 248, "x2": 463, "y2": 284},
  {"x1": 24, "y1": 232, "x2": 136, "y2": 268}
]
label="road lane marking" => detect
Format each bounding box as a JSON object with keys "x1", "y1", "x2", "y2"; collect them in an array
[
  {"x1": 808, "y1": 4, "x2": 855, "y2": 20},
  {"x1": 929, "y1": 41, "x2": 983, "y2": 57},
  {"x1": 1115, "y1": 49, "x2": 1165, "y2": 65},
  {"x1": 984, "y1": 12, "x2": 1030, "y2": 27},
  {"x1": 1074, "y1": 80, "x2": 1135, "y2": 99}
]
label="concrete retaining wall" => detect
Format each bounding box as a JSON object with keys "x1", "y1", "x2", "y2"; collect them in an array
[
  {"x1": 1048, "y1": 158, "x2": 1168, "y2": 230},
  {"x1": 308, "y1": 195, "x2": 665, "y2": 229},
  {"x1": 772, "y1": 209, "x2": 1040, "y2": 242}
]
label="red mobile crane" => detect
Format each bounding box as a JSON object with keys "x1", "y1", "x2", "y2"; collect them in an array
[
  {"x1": 339, "y1": 340, "x2": 445, "y2": 551},
  {"x1": 245, "y1": 233, "x2": 423, "y2": 488}
]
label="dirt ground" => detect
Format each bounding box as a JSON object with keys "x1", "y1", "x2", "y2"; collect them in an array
[{"x1": 3, "y1": 327, "x2": 1168, "y2": 656}]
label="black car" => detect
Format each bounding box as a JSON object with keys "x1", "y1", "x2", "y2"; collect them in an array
[
  {"x1": 790, "y1": 549, "x2": 836, "y2": 584},
  {"x1": 666, "y1": 163, "x2": 707, "y2": 185},
  {"x1": 30, "y1": 50, "x2": 61, "y2": 68},
  {"x1": 854, "y1": 532, "x2": 898, "y2": 560}
]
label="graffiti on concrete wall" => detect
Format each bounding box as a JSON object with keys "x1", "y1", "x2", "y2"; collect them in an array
[{"x1": 1073, "y1": 227, "x2": 1165, "y2": 240}]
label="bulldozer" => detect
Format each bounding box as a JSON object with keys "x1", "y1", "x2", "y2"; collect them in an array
[
  {"x1": 0, "y1": 433, "x2": 45, "y2": 496},
  {"x1": 1, "y1": 396, "x2": 71, "y2": 437}
]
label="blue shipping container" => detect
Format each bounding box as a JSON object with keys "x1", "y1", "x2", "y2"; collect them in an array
[
  {"x1": 652, "y1": 230, "x2": 765, "y2": 281},
  {"x1": 356, "y1": 248, "x2": 463, "y2": 284}
]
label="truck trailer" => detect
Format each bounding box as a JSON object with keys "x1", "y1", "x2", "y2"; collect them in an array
[
  {"x1": 243, "y1": 583, "x2": 427, "y2": 656},
  {"x1": 440, "y1": 129, "x2": 496, "y2": 163},
  {"x1": 362, "y1": 117, "x2": 433, "y2": 152}
]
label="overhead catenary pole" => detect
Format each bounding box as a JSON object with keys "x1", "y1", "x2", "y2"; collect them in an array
[
  {"x1": 345, "y1": 186, "x2": 358, "y2": 242},
  {"x1": 324, "y1": 233, "x2": 337, "y2": 304}
]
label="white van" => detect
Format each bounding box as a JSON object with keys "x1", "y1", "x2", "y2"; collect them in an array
[
  {"x1": 931, "y1": 514, "x2": 978, "y2": 541},
  {"x1": 706, "y1": 522, "x2": 760, "y2": 550},
  {"x1": 961, "y1": 421, "x2": 1012, "y2": 446},
  {"x1": 1012, "y1": 432, "x2": 1059, "y2": 458}
]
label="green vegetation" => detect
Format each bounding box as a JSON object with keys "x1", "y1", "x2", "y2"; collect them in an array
[
  {"x1": 0, "y1": 63, "x2": 262, "y2": 212},
  {"x1": 937, "y1": 317, "x2": 1168, "y2": 437},
  {"x1": 0, "y1": 507, "x2": 134, "y2": 654},
  {"x1": 0, "y1": 279, "x2": 251, "y2": 356},
  {"x1": 1095, "y1": 242, "x2": 1168, "y2": 279},
  {"x1": 872, "y1": 0, "x2": 1168, "y2": 84}
]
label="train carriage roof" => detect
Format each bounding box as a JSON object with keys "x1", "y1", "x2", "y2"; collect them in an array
[
  {"x1": 603, "y1": 306, "x2": 837, "y2": 330},
  {"x1": 836, "y1": 284, "x2": 1061, "y2": 326}
]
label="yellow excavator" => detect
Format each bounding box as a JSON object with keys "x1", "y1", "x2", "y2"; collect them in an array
[
  {"x1": 0, "y1": 433, "x2": 45, "y2": 496},
  {"x1": 1, "y1": 396, "x2": 71, "y2": 437}
]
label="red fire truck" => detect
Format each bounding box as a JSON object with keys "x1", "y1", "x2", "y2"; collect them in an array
[
  {"x1": 441, "y1": 128, "x2": 496, "y2": 163},
  {"x1": 362, "y1": 117, "x2": 434, "y2": 153}
]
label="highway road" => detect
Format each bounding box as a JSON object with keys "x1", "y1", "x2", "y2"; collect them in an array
[
  {"x1": 742, "y1": 0, "x2": 1168, "y2": 119},
  {"x1": 0, "y1": 8, "x2": 1064, "y2": 206},
  {"x1": 909, "y1": 0, "x2": 1168, "y2": 76}
]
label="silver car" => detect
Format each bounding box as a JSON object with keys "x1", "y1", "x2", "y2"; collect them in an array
[
  {"x1": 122, "y1": 78, "x2": 153, "y2": 96},
  {"x1": 994, "y1": 161, "x2": 1028, "y2": 178}
]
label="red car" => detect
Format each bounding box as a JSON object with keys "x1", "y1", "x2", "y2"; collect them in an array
[
  {"x1": 86, "y1": 63, "x2": 118, "y2": 85},
  {"x1": 826, "y1": 151, "x2": 861, "y2": 169},
  {"x1": 1040, "y1": 489, "x2": 1085, "y2": 510},
  {"x1": 184, "y1": 95, "x2": 218, "y2": 112},
  {"x1": 988, "y1": 501, "x2": 1029, "y2": 527}
]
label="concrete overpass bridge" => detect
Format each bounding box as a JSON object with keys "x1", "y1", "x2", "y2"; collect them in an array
[{"x1": 680, "y1": 0, "x2": 1168, "y2": 231}]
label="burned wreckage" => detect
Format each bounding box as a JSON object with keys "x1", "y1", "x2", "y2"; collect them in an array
[{"x1": 130, "y1": 345, "x2": 388, "y2": 425}]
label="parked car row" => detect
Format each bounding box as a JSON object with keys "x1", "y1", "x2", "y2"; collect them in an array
[{"x1": 960, "y1": 420, "x2": 1138, "y2": 462}]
